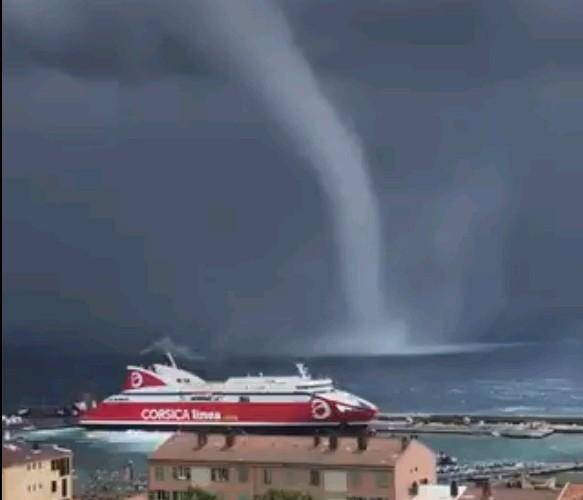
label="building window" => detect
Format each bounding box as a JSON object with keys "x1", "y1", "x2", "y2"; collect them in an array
[
  {"x1": 52, "y1": 480, "x2": 57, "y2": 493},
  {"x1": 154, "y1": 465, "x2": 165, "y2": 481},
  {"x1": 263, "y1": 468, "x2": 272, "y2": 485},
  {"x1": 173, "y1": 466, "x2": 192, "y2": 480},
  {"x1": 285, "y1": 468, "x2": 296, "y2": 485},
  {"x1": 62, "y1": 477, "x2": 68, "y2": 498},
  {"x1": 348, "y1": 470, "x2": 361, "y2": 488},
  {"x1": 347, "y1": 497, "x2": 366, "y2": 500},
  {"x1": 309, "y1": 469, "x2": 320, "y2": 486},
  {"x1": 375, "y1": 471, "x2": 390, "y2": 488},
  {"x1": 51, "y1": 457, "x2": 71, "y2": 476},
  {"x1": 239, "y1": 396, "x2": 250, "y2": 403},
  {"x1": 211, "y1": 467, "x2": 230, "y2": 482},
  {"x1": 237, "y1": 466, "x2": 249, "y2": 483}
]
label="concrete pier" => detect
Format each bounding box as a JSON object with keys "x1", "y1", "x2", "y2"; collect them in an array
[{"x1": 373, "y1": 413, "x2": 583, "y2": 437}]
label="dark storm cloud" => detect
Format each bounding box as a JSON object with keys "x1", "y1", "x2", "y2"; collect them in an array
[
  {"x1": 4, "y1": 1, "x2": 583, "y2": 83},
  {"x1": 2, "y1": 0, "x2": 582, "y2": 354},
  {"x1": 289, "y1": 0, "x2": 583, "y2": 89},
  {"x1": 2, "y1": 0, "x2": 207, "y2": 79}
]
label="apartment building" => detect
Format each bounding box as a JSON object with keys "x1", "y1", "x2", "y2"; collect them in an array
[
  {"x1": 2, "y1": 441, "x2": 73, "y2": 500},
  {"x1": 148, "y1": 432, "x2": 436, "y2": 500}
]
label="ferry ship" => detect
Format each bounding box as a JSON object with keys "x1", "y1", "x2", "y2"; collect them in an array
[{"x1": 79, "y1": 354, "x2": 378, "y2": 431}]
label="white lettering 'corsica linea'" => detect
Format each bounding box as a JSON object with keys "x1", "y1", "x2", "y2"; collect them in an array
[{"x1": 140, "y1": 408, "x2": 221, "y2": 421}]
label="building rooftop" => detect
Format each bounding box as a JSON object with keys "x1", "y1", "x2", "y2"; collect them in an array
[
  {"x1": 413, "y1": 484, "x2": 467, "y2": 499},
  {"x1": 460, "y1": 486, "x2": 559, "y2": 500},
  {"x1": 150, "y1": 433, "x2": 431, "y2": 468},
  {"x1": 557, "y1": 483, "x2": 583, "y2": 500},
  {"x1": 2, "y1": 441, "x2": 72, "y2": 468}
]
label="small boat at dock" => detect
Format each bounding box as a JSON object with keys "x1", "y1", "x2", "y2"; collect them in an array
[{"x1": 498, "y1": 421, "x2": 554, "y2": 439}]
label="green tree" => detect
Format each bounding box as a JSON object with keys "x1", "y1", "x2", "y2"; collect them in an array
[
  {"x1": 184, "y1": 486, "x2": 218, "y2": 500},
  {"x1": 261, "y1": 489, "x2": 313, "y2": 500}
]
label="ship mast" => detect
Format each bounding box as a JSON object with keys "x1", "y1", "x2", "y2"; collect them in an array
[{"x1": 165, "y1": 352, "x2": 178, "y2": 368}]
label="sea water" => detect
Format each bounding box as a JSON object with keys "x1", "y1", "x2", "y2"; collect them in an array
[{"x1": 4, "y1": 341, "x2": 583, "y2": 489}]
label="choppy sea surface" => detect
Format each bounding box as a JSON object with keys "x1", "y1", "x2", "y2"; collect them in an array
[
  {"x1": 3, "y1": 341, "x2": 583, "y2": 489},
  {"x1": 4, "y1": 341, "x2": 583, "y2": 415}
]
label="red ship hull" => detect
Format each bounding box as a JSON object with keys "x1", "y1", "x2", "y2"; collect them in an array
[{"x1": 80, "y1": 398, "x2": 377, "y2": 430}]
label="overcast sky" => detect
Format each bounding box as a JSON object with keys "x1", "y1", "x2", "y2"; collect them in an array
[{"x1": 3, "y1": 0, "x2": 583, "y2": 355}]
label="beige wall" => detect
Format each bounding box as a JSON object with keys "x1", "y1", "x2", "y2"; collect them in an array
[
  {"x1": 393, "y1": 441, "x2": 436, "y2": 500},
  {"x1": 2, "y1": 458, "x2": 72, "y2": 500},
  {"x1": 149, "y1": 461, "x2": 399, "y2": 500}
]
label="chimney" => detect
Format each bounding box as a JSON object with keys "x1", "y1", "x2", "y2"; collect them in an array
[
  {"x1": 313, "y1": 435, "x2": 321, "y2": 447},
  {"x1": 197, "y1": 432, "x2": 208, "y2": 449},
  {"x1": 450, "y1": 480, "x2": 459, "y2": 498},
  {"x1": 225, "y1": 432, "x2": 236, "y2": 448},
  {"x1": 480, "y1": 480, "x2": 492, "y2": 500},
  {"x1": 410, "y1": 482, "x2": 419, "y2": 496},
  {"x1": 357, "y1": 433, "x2": 368, "y2": 451},
  {"x1": 329, "y1": 434, "x2": 338, "y2": 451}
]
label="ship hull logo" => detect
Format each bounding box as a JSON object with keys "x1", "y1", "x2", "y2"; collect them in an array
[
  {"x1": 140, "y1": 408, "x2": 221, "y2": 421},
  {"x1": 130, "y1": 371, "x2": 144, "y2": 388},
  {"x1": 311, "y1": 399, "x2": 332, "y2": 420}
]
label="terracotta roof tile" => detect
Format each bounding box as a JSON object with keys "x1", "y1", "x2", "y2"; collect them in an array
[
  {"x1": 150, "y1": 433, "x2": 430, "y2": 468},
  {"x1": 558, "y1": 483, "x2": 583, "y2": 500},
  {"x1": 2, "y1": 442, "x2": 72, "y2": 468}
]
